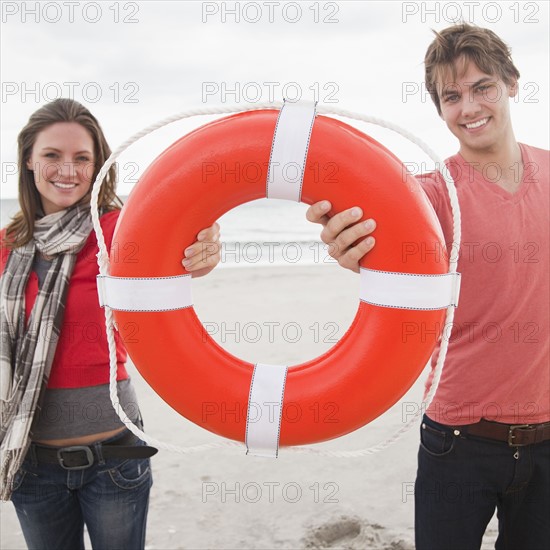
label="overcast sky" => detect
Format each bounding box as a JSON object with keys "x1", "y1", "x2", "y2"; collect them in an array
[{"x1": 1, "y1": 0, "x2": 548, "y2": 198}]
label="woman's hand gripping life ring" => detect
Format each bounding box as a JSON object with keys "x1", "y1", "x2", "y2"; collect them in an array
[{"x1": 99, "y1": 101, "x2": 460, "y2": 457}]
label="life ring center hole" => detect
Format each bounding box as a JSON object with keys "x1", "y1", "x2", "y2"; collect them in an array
[{"x1": 192, "y1": 199, "x2": 358, "y2": 365}]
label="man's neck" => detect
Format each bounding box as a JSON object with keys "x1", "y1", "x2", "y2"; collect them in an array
[{"x1": 459, "y1": 138, "x2": 524, "y2": 194}]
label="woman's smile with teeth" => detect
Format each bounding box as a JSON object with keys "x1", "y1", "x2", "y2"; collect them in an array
[{"x1": 53, "y1": 181, "x2": 77, "y2": 189}]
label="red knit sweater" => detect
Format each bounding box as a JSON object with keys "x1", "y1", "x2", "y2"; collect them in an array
[{"x1": 1, "y1": 210, "x2": 129, "y2": 388}]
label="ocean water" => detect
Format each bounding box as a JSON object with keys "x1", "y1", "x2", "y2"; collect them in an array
[{"x1": 0, "y1": 197, "x2": 333, "y2": 268}]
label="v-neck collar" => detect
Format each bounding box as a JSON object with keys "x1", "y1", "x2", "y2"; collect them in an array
[{"x1": 454, "y1": 143, "x2": 532, "y2": 204}]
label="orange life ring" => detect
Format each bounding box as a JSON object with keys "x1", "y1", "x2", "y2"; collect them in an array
[{"x1": 110, "y1": 108, "x2": 449, "y2": 447}]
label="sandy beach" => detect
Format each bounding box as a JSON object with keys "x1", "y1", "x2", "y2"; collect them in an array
[{"x1": 1, "y1": 264, "x2": 497, "y2": 549}]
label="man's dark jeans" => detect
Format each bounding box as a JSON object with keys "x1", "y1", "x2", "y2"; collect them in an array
[{"x1": 415, "y1": 414, "x2": 550, "y2": 550}]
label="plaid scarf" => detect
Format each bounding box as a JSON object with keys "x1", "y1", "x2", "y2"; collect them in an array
[{"x1": 0, "y1": 204, "x2": 92, "y2": 500}]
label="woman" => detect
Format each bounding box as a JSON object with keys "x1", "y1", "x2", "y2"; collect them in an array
[{"x1": 0, "y1": 98, "x2": 220, "y2": 549}]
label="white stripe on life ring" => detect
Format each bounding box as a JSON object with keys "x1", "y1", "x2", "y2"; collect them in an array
[
  {"x1": 360, "y1": 268, "x2": 461, "y2": 310},
  {"x1": 96, "y1": 274, "x2": 193, "y2": 312},
  {"x1": 266, "y1": 100, "x2": 317, "y2": 202},
  {"x1": 245, "y1": 363, "x2": 289, "y2": 458}
]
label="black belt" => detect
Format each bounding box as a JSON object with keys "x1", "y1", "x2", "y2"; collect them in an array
[
  {"x1": 30, "y1": 431, "x2": 158, "y2": 470},
  {"x1": 454, "y1": 419, "x2": 550, "y2": 447}
]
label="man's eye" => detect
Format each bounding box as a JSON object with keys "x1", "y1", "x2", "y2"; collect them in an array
[
  {"x1": 475, "y1": 83, "x2": 497, "y2": 95},
  {"x1": 444, "y1": 94, "x2": 459, "y2": 103}
]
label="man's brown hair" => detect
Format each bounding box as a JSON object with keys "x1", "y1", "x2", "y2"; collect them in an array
[{"x1": 424, "y1": 23, "x2": 520, "y2": 115}]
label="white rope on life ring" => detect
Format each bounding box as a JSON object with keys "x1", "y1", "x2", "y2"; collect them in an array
[{"x1": 90, "y1": 102, "x2": 461, "y2": 458}]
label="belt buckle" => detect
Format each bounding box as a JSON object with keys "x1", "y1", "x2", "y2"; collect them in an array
[
  {"x1": 57, "y1": 446, "x2": 95, "y2": 470},
  {"x1": 507, "y1": 424, "x2": 532, "y2": 447}
]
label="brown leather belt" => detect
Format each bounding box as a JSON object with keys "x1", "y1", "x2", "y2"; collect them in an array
[{"x1": 455, "y1": 419, "x2": 550, "y2": 447}]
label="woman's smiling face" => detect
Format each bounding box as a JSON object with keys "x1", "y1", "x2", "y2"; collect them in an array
[{"x1": 26, "y1": 122, "x2": 95, "y2": 215}]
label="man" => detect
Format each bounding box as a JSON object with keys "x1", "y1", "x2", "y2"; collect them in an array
[{"x1": 306, "y1": 24, "x2": 549, "y2": 550}]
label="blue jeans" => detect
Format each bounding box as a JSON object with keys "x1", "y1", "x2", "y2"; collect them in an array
[
  {"x1": 415, "y1": 414, "x2": 550, "y2": 550},
  {"x1": 11, "y1": 429, "x2": 153, "y2": 550}
]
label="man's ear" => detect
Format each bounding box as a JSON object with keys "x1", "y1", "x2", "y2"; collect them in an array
[{"x1": 508, "y1": 79, "x2": 518, "y2": 98}]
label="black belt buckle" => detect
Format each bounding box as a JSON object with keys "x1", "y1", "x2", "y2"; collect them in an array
[
  {"x1": 57, "y1": 446, "x2": 95, "y2": 470},
  {"x1": 507, "y1": 424, "x2": 533, "y2": 447}
]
